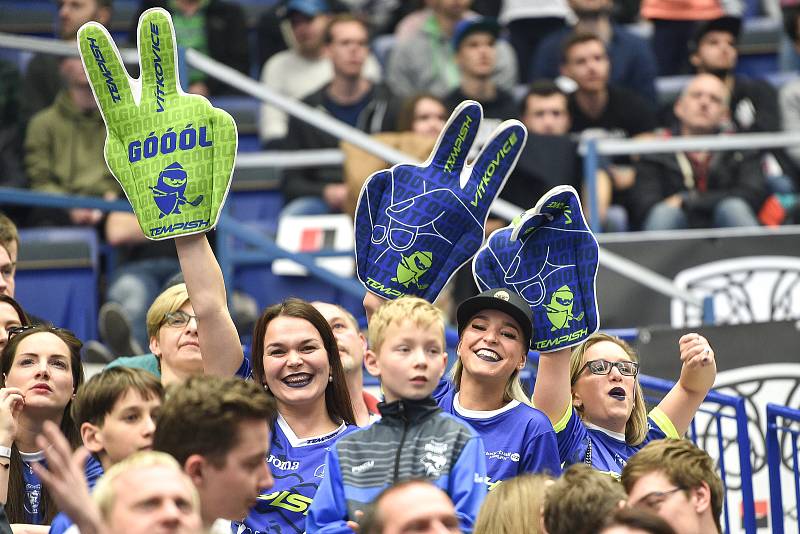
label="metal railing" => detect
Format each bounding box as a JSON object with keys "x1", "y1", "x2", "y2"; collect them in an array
[
  {"x1": 766, "y1": 403, "x2": 800, "y2": 533},
  {"x1": 518, "y1": 350, "x2": 757, "y2": 534},
  {"x1": 641, "y1": 375, "x2": 757, "y2": 534},
  {"x1": 581, "y1": 132, "x2": 800, "y2": 233},
  {"x1": 0, "y1": 32, "x2": 716, "y2": 323}
]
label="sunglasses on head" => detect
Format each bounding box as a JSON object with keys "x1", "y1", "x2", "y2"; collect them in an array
[{"x1": 7, "y1": 325, "x2": 65, "y2": 340}]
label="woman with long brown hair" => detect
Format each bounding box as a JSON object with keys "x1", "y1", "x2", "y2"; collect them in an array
[
  {"x1": 0, "y1": 325, "x2": 85, "y2": 525},
  {"x1": 173, "y1": 233, "x2": 355, "y2": 533}
]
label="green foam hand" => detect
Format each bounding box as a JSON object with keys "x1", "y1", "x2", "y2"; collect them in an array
[{"x1": 77, "y1": 8, "x2": 236, "y2": 240}]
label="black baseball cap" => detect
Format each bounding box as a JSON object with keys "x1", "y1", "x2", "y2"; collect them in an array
[
  {"x1": 691, "y1": 16, "x2": 742, "y2": 51},
  {"x1": 457, "y1": 289, "x2": 533, "y2": 348}
]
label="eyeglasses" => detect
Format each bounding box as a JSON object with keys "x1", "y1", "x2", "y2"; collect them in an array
[
  {"x1": 573, "y1": 359, "x2": 639, "y2": 383},
  {"x1": 632, "y1": 487, "x2": 685, "y2": 512},
  {"x1": 162, "y1": 311, "x2": 198, "y2": 329}
]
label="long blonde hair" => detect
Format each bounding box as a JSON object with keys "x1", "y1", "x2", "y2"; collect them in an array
[
  {"x1": 569, "y1": 333, "x2": 648, "y2": 445},
  {"x1": 449, "y1": 356, "x2": 531, "y2": 406},
  {"x1": 474, "y1": 474, "x2": 553, "y2": 534}
]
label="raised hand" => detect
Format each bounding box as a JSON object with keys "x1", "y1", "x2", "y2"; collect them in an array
[
  {"x1": 31, "y1": 421, "x2": 105, "y2": 534},
  {"x1": 355, "y1": 101, "x2": 527, "y2": 302},
  {"x1": 0, "y1": 387, "x2": 24, "y2": 445},
  {"x1": 77, "y1": 8, "x2": 237, "y2": 240},
  {"x1": 473, "y1": 185, "x2": 599, "y2": 352},
  {"x1": 677, "y1": 333, "x2": 717, "y2": 393}
]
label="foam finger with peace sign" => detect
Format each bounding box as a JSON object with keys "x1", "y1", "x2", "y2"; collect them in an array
[{"x1": 77, "y1": 8, "x2": 237, "y2": 240}]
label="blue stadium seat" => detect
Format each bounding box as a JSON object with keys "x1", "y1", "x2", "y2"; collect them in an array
[
  {"x1": 14, "y1": 227, "x2": 100, "y2": 342},
  {"x1": 235, "y1": 265, "x2": 364, "y2": 323},
  {"x1": 227, "y1": 189, "x2": 284, "y2": 237}
]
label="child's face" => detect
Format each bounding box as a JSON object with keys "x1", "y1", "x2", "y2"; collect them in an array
[
  {"x1": 87, "y1": 388, "x2": 161, "y2": 466},
  {"x1": 366, "y1": 320, "x2": 446, "y2": 403}
]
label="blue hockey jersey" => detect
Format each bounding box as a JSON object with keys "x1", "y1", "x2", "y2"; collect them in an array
[
  {"x1": 232, "y1": 415, "x2": 355, "y2": 534},
  {"x1": 434, "y1": 380, "x2": 561, "y2": 488},
  {"x1": 49, "y1": 454, "x2": 105, "y2": 533},
  {"x1": 554, "y1": 405, "x2": 680, "y2": 476}
]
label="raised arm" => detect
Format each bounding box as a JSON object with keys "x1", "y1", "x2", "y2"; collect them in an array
[
  {"x1": 655, "y1": 333, "x2": 717, "y2": 437},
  {"x1": 175, "y1": 233, "x2": 244, "y2": 376},
  {"x1": 531, "y1": 347, "x2": 573, "y2": 426}
]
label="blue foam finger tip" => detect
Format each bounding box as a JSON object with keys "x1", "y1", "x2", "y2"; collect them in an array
[
  {"x1": 473, "y1": 185, "x2": 599, "y2": 351},
  {"x1": 353, "y1": 101, "x2": 528, "y2": 302}
]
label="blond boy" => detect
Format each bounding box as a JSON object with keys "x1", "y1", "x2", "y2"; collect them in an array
[{"x1": 308, "y1": 297, "x2": 487, "y2": 533}]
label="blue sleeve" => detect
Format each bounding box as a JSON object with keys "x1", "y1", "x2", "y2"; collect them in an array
[
  {"x1": 234, "y1": 356, "x2": 252, "y2": 380},
  {"x1": 553, "y1": 406, "x2": 589, "y2": 467},
  {"x1": 84, "y1": 454, "x2": 104, "y2": 490},
  {"x1": 628, "y1": 37, "x2": 658, "y2": 105},
  {"x1": 521, "y1": 416, "x2": 562, "y2": 477},
  {"x1": 49, "y1": 513, "x2": 72, "y2": 534},
  {"x1": 531, "y1": 33, "x2": 561, "y2": 80},
  {"x1": 447, "y1": 435, "x2": 487, "y2": 533},
  {"x1": 432, "y1": 378, "x2": 452, "y2": 403},
  {"x1": 306, "y1": 445, "x2": 351, "y2": 534}
]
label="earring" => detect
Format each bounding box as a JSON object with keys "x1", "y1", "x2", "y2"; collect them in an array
[
  {"x1": 328, "y1": 375, "x2": 333, "y2": 383},
  {"x1": 262, "y1": 383, "x2": 269, "y2": 392}
]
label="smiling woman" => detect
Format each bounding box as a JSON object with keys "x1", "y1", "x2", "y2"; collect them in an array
[
  {"x1": 172, "y1": 232, "x2": 358, "y2": 534},
  {"x1": 0, "y1": 325, "x2": 85, "y2": 524},
  {"x1": 432, "y1": 289, "x2": 562, "y2": 489}
]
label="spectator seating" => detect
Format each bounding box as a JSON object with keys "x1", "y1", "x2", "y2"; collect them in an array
[{"x1": 15, "y1": 227, "x2": 100, "y2": 342}]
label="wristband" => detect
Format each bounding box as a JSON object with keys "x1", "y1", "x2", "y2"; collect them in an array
[{"x1": 0, "y1": 446, "x2": 12, "y2": 459}]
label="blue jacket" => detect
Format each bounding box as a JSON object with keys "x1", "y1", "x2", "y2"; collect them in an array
[
  {"x1": 533, "y1": 24, "x2": 658, "y2": 104},
  {"x1": 306, "y1": 397, "x2": 487, "y2": 533}
]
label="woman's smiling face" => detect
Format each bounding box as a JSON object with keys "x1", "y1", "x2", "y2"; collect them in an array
[
  {"x1": 457, "y1": 309, "x2": 527, "y2": 383},
  {"x1": 261, "y1": 315, "x2": 330, "y2": 409}
]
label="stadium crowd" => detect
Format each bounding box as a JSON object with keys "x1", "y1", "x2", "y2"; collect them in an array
[{"x1": 0, "y1": 0, "x2": 787, "y2": 532}]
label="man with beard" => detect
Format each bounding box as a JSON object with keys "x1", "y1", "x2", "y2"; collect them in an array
[
  {"x1": 21, "y1": 0, "x2": 112, "y2": 122},
  {"x1": 532, "y1": 0, "x2": 658, "y2": 104},
  {"x1": 313, "y1": 301, "x2": 379, "y2": 426}
]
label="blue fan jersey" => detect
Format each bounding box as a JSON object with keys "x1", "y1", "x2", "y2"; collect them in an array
[
  {"x1": 20, "y1": 450, "x2": 45, "y2": 524},
  {"x1": 49, "y1": 454, "x2": 105, "y2": 533},
  {"x1": 434, "y1": 380, "x2": 561, "y2": 489},
  {"x1": 232, "y1": 415, "x2": 356, "y2": 534},
  {"x1": 554, "y1": 405, "x2": 680, "y2": 476}
]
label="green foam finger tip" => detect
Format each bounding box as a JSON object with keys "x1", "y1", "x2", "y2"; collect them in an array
[{"x1": 77, "y1": 7, "x2": 237, "y2": 240}]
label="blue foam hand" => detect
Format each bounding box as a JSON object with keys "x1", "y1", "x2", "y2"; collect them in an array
[
  {"x1": 354, "y1": 100, "x2": 527, "y2": 302},
  {"x1": 473, "y1": 185, "x2": 600, "y2": 352}
]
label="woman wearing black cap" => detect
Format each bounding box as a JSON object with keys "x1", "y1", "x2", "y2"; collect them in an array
[{"x1": 432, "y1": 288, "x2": 561, "y2": 489}]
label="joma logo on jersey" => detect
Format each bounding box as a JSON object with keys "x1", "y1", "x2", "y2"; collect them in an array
[
  {"x1": 86, "y1": 37, "x2": 121, "y2": 103},
  {"x1": 470, "y1": 130, "x2": 518, "y2": 207},
  {"x1": 267, "y1": 455, "x2": 299, "y2": 471},
  {"x1": 257, "y1": 491, "x2": 312, "y2": 515},
  {"x1": 533, "y1": 328, "x2": 588, "y2": 350}
]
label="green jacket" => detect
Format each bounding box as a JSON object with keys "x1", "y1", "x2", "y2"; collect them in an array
[{"x1": 24, "y1": 90, "x2": 119, "y2": 197}]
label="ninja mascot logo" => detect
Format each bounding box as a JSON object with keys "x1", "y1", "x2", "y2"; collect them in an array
[{"x1": 150, "y1": 162, "x2": 203, "y2": 218}]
